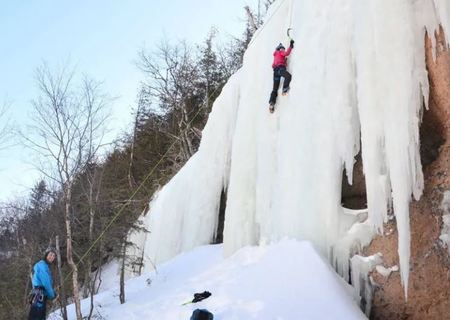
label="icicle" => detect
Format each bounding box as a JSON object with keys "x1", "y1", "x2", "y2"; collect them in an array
[
  {"x1": 350, "y1": 253, "x2": 383, "y2": 316},
  {"x1": 439, "y1": 191, "x2": 450, "y2": 255},
  {"x1": 375, "y1": 264, "x2": 399, "y2": 278},
  {"x1": 433, "y1": 0, "x2": 450, "y2": 46}
]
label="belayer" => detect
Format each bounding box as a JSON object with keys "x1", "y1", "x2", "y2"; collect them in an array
[
  {"x1": 268, "y1": 39, "x2": 294, "y2": 113},
  {"x1": 28, "y1": 247, "x2": 58, "y2": 320}
]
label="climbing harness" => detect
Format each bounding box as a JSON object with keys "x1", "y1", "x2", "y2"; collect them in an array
[{"x1": 29, "y1": 287, "x2": 45, "y2": 306}]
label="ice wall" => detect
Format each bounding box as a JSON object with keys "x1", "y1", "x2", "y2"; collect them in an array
[
  {"x1": 140, "y1": 72, "x2": 240, "y2": 268},
  {"x1": 139, "y1": 0, "x2": 450, "y2": 296}
]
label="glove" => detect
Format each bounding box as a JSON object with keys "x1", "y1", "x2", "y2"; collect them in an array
[{"x1": 290, "y1": 39, "x2": 294, "y2": 48}]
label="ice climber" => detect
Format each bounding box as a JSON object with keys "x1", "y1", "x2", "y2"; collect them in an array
[
  {"x1": 28, "y1": 247, "x2": 57, "y2": 320},
  {"x1": 268, "y1": 39, "x2": 294, "y2": 113}
]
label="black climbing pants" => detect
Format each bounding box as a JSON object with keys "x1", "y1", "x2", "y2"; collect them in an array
[{"x1": 269, "y1": 66, "x2": 291, "y2": 105}]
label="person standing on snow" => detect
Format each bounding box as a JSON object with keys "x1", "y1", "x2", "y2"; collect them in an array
[
  {"x1": 28, "y1": 247, "x2": 57, "y2": 320},
  {"x1": 268, "y1": 39, "x2": 294, "y2": 113}
]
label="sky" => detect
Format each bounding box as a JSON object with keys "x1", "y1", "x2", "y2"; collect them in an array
[{"x1": 0, "y1": 0, "x2": 256, "y2": 202}]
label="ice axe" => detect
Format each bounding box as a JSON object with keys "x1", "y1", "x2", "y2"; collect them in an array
[{"x1": 287, "y1": 28, "x2": 293, "y2": 41}]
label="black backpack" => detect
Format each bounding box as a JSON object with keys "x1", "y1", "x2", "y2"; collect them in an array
[{"x1": 190, "y1": 309, "x2": 214, "y2": 320}]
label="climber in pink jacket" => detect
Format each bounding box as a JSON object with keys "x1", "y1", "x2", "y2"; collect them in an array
[{"x1": 269, "y1": 39, "x2": 294, "y2": 113}]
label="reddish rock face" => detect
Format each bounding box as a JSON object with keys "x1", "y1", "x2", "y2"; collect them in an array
[{"x1": 368, "y1": 28, "x2": 450, "y2": 320}]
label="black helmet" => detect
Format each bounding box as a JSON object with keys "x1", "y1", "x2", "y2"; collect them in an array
[{"x1": 276, "y1": 43, "x2": 285, "y2": 51}]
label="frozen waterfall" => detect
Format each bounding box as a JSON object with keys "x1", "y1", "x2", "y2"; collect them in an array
[{"x1": 133, "y1": 0, "x2": 450, "y2": 298}]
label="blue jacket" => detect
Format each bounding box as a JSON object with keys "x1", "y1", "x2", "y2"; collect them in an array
[{"x1": 32, "y1": 260, "x2": 56, "y2": 299}]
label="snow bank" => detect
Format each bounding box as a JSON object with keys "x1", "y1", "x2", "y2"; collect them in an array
[{"x1": 50, "y1": 240, "x2": 366, "y2": 320}]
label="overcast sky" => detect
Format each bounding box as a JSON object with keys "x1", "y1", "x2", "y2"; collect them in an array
[{"x1": 0, "y1": 0, "x2": 257, "y2": 202}]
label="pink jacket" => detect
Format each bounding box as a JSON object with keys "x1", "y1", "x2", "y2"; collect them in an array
[{"x1": 272, "y1": 47, "x2": 292, "y2": 68}]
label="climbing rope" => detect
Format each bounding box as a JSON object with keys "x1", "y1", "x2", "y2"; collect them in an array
[
  {"x1": 288, "y1": 0, "x2": 294, "y2": 30},
  {"x1": 64, "y1": 82, "x2": 225, "y2": 283},
  {"x1": 287, "y1": 0, "x2": 294, "y2": 41}
]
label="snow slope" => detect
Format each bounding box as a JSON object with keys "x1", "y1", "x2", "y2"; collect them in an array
[
  {"x1": 51, "y1": 240, "x2": 366, "y2": 320},
  {"x1": 133, "y1": 0, "x2": 450, "y2": 297}
]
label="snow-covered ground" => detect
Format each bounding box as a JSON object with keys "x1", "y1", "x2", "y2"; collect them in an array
[{"x1": 50, "y1": 240, "x2": 366, "y2": 319}]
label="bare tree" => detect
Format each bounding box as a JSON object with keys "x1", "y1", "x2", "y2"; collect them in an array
[
  {"x1": 244, "y1": 6, "x2": 258, "y2": 33},
  {"x1": 87, "y1": 252, "x2": 102, "y2": 320},
  {"x1": 127, "y1": 103, "x2": 142, "y2": 189},
  {"x1": 264, "y1": 0, "x2": 276, "y2": 12},
  {"x1": 81, "y1": 166, "x2": 100, "y2": 293},
  {"x1": 23, "y1": 63, "x2": 109, "y2": 320},
  {"x1": 119, "y1": 241, "x2": 126, "y2": 304},
  {"x1": 79, "y1": 76, "x2": 109, "y2": 302},
  {"x1": 0, "y1": 100, "x2": 13, "y2": 151},
  {"x1": 138, "y1": 40, "x2": 200, "y2": 162},
  {"x1": 56, "y1": 235, "x2": 68, "y2": 320}
]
